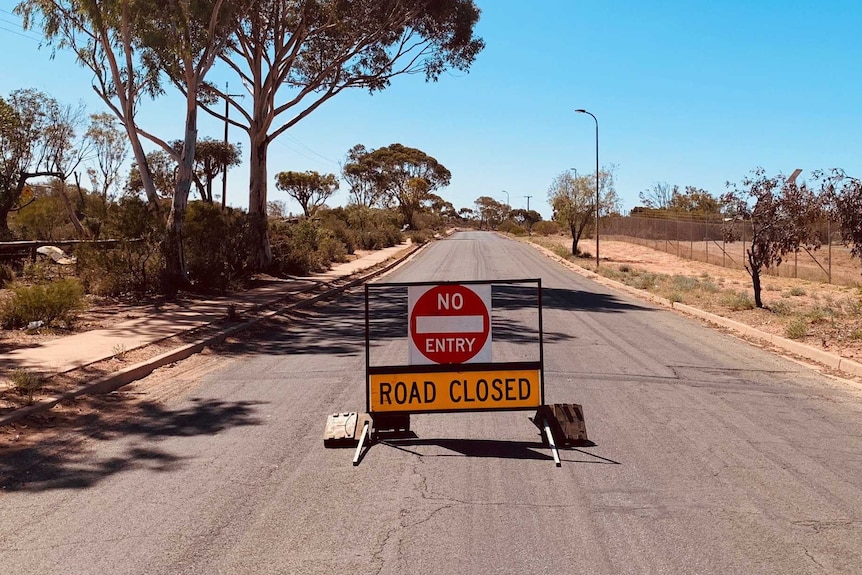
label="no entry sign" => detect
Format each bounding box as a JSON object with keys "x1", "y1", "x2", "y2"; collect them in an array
[{"x1": 408, "y1": 284, "x2": 492, "y2": 365}]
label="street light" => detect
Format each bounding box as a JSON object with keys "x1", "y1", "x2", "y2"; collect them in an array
[
  {"x1": 501, "y1": 189, "x2": 510, "y2": 208},
  {"x1": 575, "y1": 109, "x2": 599, "y2": 267}
]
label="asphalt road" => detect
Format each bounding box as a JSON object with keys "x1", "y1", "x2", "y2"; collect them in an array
[{"x1": 2, "y1": 231, "x2": 862, "y2": 574}]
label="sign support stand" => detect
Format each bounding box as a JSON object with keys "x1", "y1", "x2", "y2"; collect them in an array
[
  {"x1": 352, "y1": 421, "x2": 370, "y2": 466},
  {"x1": 542, "y1": 416, "x2": 561, "y2": 467}
]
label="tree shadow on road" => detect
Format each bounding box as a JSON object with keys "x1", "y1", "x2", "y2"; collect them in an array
[{"x1": 0, "y1": 395, "x2": 265, "y2": 493}]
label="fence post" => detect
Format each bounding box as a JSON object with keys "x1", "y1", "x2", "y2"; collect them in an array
[
  {"x1": 828, "y1": 218, "x2": 832, "y2": 284},
  {"x1": 705, "y1": 219, "x2": 709, "y2": 265}
]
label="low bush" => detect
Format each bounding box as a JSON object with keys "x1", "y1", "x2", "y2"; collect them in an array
[
  {"x1": 769, "y1": 301, "x2": 794, "y2": 316},
  {"x1": 269, "y1": 219, "x2": 347, "y2": 276},
  {"x1": 532, "y1": 221, "x2": 559, "y2": 236},
  {"x1": 409, "y1": 230, "x2": 435, "y2": 245},
  {"x1": 0, "y1": 264, "x2": 13, "y2": 287},
  {"x1": 723, "y1": 291, "x2": 755, "y2": 311},
  {"x1": 9, "y1": 369, "x2": 45, "y2": 404},
  {"x1": 184, "y1": 202, "x2": 253, "y2": 291},
  {"x1": 670, "y1": 275, "x2": 699, "y2": 292},
  {"x1": 0, "y1": 278, "x2": 85, "y2": 329},
  {"x1": 77, "y1": 240, "x2": 163, "y2": 296},
  {"x1": 785, "y1": 317, "x2": 808, "y2": 340}
]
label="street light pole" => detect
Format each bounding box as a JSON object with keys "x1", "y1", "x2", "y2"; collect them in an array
[
  {"x1": 501, "y1": 189, "x2": 510, "y2": 208},
  {"x1": 575, "y1": 109, "x2": 599, "y2": 267}
]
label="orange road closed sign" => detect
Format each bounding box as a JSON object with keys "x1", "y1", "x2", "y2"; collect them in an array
[{"x1": 369, "y1": 367, "x2": 542, "y2": 413}]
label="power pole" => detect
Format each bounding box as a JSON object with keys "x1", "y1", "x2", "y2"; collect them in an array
[
  {"x1": 222, "y1": 82, "x2": 244, "y2": 208},
  {"x1": 524, "y1": 195, "x2": 532, "y2": 211}
]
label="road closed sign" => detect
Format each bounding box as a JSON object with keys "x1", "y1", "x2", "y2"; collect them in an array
[
  {"x1": 369, "y1": 367, "x2": 542, "y2": 413},
  {"x1": 408, "y1": 284, "x2": 491, "y2": 365}
]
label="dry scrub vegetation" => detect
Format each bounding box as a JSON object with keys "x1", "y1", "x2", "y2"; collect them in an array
[{"x1": 530, "y1": 236, "x2": 862, "y2": 362}]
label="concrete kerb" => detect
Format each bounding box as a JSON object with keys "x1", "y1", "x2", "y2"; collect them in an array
[
  {"x1": 0, "y1": 242, "x2": 426, "y2": 427},
  {"x1": 524, "y1": 239, "x2": 862, "y2": 381}
]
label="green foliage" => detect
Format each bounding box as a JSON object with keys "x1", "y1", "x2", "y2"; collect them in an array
[
  {"x1": 269, "y1": 219, "x2": 347, "y2": 276},
  {"x1": 183, "y1": 202, "x2": 252, "y2": 291},
  {"x1": 722, "y1": 291, "x2": 755, "y2": 311},
  {"x1": 344, "y1": 143, "x2": 451, "y2": 229},
  {"x1": 0, "y1": 278, "x2": 85, "y2": 329},
  {"x1": 275, "y1": 170, "x2": 339, "y2": 218},
  {"x1": 531, "y1": 221, "x2": 559, "y2": 236},
  {"x1": 76, "y1": 196, "x2": 166, "y2": 295},
  {"x1": 318, "y1": 206, "x2": 403, "y2": 251},
  {"x1": 9, "y1": 368, "x2": 45, "y2": 404},
  {"x1": 670, "y1": 275, "x2": 699, "y2": 292},
  {"x1": 497, "y1": 220, "x2": 526, "y2": 236},
  {"x1": 769, "y1": 301, "x2": 794, "y2": 316},
  {"x1": 408, "y1": 230, "x2": 434, "y2": 245},
  {"x1": 785, "y1": 317, "x2": 809, "y2": 339}
]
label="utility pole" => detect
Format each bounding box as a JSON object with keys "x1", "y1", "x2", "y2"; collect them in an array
[
  {"x1": 524, "y1": 195, "x2": 532, "y2": 211},
  {"x1": 222, "y1": 82, "x2": 244, "y2": 208}
]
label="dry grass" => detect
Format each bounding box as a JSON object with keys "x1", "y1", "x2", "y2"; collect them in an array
[{"x1": 530, "y1": 235, "x2": 862, "y2": 362}]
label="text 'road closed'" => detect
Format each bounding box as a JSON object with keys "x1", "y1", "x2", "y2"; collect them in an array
[{"x1": 368, "y1": 369, "x2": 542, "y2": 413}]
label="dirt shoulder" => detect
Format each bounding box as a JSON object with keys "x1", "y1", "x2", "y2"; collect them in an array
[{"x1": 528, "y1": 236, "x2": 862, "y2": 366}]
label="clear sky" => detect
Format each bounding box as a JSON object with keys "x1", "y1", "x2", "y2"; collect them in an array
[{"x1": 1, "y1": 0, "x2": 860, "y2": 220}]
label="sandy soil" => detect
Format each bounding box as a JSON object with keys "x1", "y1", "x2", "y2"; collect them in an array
[{"x1": 530, "y1": 236, "x2": 862, "y2": 362}]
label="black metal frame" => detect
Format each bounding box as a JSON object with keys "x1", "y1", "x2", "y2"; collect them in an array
[{"x1": 364, "y1": 278, "x2": 544, "y2": 415}]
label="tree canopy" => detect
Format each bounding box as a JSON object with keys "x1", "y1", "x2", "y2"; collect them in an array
[
  {"x1": 275, "y1": 170, "x2": 339, "y2": 218},
  {"x1": 343, "y1": 143, "x2": 451, "y2": 229}
]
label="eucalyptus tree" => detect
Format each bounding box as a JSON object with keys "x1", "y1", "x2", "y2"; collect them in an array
[
  {"x1": 199, "y1": 0, "x2": 484, "y2": 268},
  {"x1": 473, "y1": 196, "x2": 504, "y2": 230},
  {"x1": 86, "y1": 112, "x2": 128, "y2": 204},
  {"x1": 548, "y1": 167, "x2": 617, "y2": 256},
  {"x1": 815, "y1": 169, "x2": 862, "y2": 266},
  {"x1": 343, "y1": 143, "x2": 451, "y2": 229},
  {"x1": 274, "y1": 170, "x2": 339, "y2": 217},
  {"x1": 343, "y1": 144, "x2": 382, "y2": 207},
  {"x1": 20, "y1": 0, "x2": 250, "y2": 289},
  {"x1": 722, "y1": 169, "x2": 822, "y2": 308},
  {"x1": 0, "y1": 89, "x2": 69, "y2": 240}
]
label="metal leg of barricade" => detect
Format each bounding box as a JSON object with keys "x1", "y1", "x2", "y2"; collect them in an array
[
  {"x1": 352, "y1": 421, "x2": 370, "y2": 466},
  {"x1": 542, "y1": 417, "x2": 561, "y2": 467}
]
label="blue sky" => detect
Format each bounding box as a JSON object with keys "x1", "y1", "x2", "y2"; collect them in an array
[{"x1": 1, "y1": 0, "x2": 860, "y2": 220}]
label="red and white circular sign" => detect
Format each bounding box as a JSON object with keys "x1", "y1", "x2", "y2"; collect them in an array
[{"x1": 408, "y1": 284, "x2": 491, "y2": 364}]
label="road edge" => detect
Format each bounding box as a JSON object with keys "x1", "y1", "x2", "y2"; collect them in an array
[
  {"x1": 522, "y1": 237, "x2": 862, "y2": 383},
  {"x1": 0, "y1": 240, "x2": 429, "y2": 427}
]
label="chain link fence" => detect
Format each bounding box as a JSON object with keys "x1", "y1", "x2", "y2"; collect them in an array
[{"x1": 602, "y1": 215, "x2": 862, "y2": 287}]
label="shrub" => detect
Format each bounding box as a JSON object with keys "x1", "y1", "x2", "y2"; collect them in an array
[
  {"x1": 320, "y1": 206, "x2": 403, "y2": 250},
  {"x1": 77, "y1": 239, "x2": 164, "y2": 296},
  {"x1": 269, "y1": 219, "x2": 347, "y2": 276},
  {"x1": 769, "y1": 301, "x2": 794, "y2": 316},
  {"x1": 409, "y1": 230, "x2": 434, "y2": 245},
  {"x1": 184, "y1": 202, "x2": 253, "y2": 291},
  {"x1": 670, "y1": 275, "x2": 699, "y2": 292},
  {"x1": 619, "y1": 264, "x2": 631, "y2": 273},
  {"x1": 532, "y1": 221, "x2": 559, "y2": 236},
  {"x1": 0, "y1": 278, "x2": 85, "y2": 329},
  {"x1": 785, "y1": 317, "x2": 808, "y2": 340},
  {"x1": 0, "y1": 264, "x2": 13, "y2": 287},
  {"x1": 723, "y1": 291, "x2": 755, "y2": 311},
  {"x1": 76, "y1": 195, "x2": 167, "y2": 296},
  {"x1": 788, "y1": 286, "x2": 806, "y2": 297},
  {"x1": 9, "y1": 369, "x2": 45, "y2": 404},
  {"x1": 631, "y1": 272, "x2": 659, "y2": 290}
]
